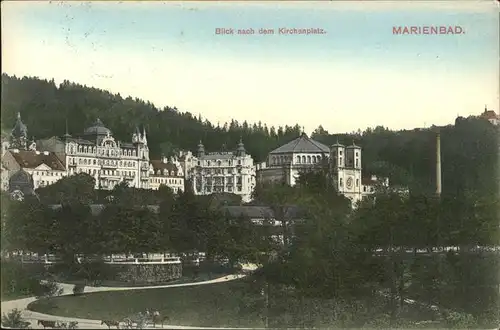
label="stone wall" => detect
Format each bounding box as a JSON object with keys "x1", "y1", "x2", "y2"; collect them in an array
[{"x1": 110, "y1": 263, "x2": 182, "y2": 284}]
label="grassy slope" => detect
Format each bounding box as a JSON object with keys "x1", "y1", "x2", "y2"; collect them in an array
[
  {"x1": 27, "y1": 276, "x2": 467, "y2": 329},
  {"x1": 28, "y1": 279, "x2": 264, "y2": 328}
]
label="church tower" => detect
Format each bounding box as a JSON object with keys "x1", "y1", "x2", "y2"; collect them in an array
[
  {"x1": 236, "y1": 138, "x2": 246, "y2": 157},
  {"x1": 10, "y1": 112, "x2": 28, "y2": 150},
  {"x1": 329, "y1": 139, "x2": 345, "y2": 192}
]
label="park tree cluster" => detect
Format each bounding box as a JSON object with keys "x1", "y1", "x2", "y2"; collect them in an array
[{"x1": 1, "y1": 174, "x2": 271, "y2": 268}]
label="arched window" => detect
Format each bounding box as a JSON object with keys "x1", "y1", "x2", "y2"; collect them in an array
[
  {"x1": 312, "y1": 156, "x2": 316, "y2": 163},
  {"x1": 307, "y1": 156, "x2": 311, "y2": 164},
  {"x1": 93, "y1": 159, "x2": 96, "y2": 165},
  {"x1": 302, "y1": 156, "x2": 306, "y2": 163},
  {"x1": 296, "y1": 156, "x2": 301, "y2": 164}
]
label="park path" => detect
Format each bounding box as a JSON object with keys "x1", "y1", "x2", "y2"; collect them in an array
[{"x1": 1, "y1": 274, "x2": 261, "y2": 329}]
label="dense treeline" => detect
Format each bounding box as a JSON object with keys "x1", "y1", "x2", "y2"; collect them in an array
[
  {"x1": 2, "y1": 74, "x2": 498, "y2": 198},
  {"x1": 2, "y1": 171, "x2": 499, "y2": 327},
  {"x1": 2, "y1": 175, "x2": 272, "y2": 266}
]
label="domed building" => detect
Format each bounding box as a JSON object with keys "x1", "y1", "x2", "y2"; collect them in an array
[
  {"x1": 36, "y1": 119, "x2": 151, "y2": 190},
  {"x1": 256, "y1": 132, "x2": 389, "y2": 208},
  {"x1": 256, "y1": 132, "x2": 330, "y2": 186}
]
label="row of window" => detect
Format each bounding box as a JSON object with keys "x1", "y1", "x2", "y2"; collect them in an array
[
  {"x1": 151, "y1": 178, "x2": 183, "y2": 185},
  {"x1": 70, "y1": 158, "x2": 137, "y2": 168},
  {"x1": 153, "y1": 169, "x2": 177, "y2": 176},
  {"x1": 271, "y1": 154, "x2": 325, "y2": 166},
  {"x1": 198, "y1": 159, "x2": 243, "y2": 167},
  {"x1": 76, "y1": 168, "x2": 136, "y2": 177},
  {"x1": 200, "y1": 168, "x2": 243, "y2": 175},
  {"x1": 203, "y1": 186, "x2": 243, "y2": 193},
  {"x1": 332, "y1": 157, "x2": 360, "y2": 168},
  {"x1": 31, "y1": 171, "x2": 66, "y2": 177},
  {"x1": 71, "y1": 145, "x2": 139, "y2": 158}
]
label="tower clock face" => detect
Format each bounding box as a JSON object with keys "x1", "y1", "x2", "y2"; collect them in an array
[{"x1": 346, "y1": 176, "x2": 353, "y2": 189}]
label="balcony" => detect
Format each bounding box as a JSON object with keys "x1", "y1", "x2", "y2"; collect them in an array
[{"x1": 101, "y1": 162, "x2": 118, "y2": 169}]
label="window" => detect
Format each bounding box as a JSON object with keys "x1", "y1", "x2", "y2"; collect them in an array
[
  {"x1": 339, "y1": 157, "x2": 342, "y2": 166},
  {"x1": 296, "y1": 156, "x2": 301, "y2": 164},
  {"x1": 363, "y1": 186, "x2": 366, "y2": 192},
  {"x1": 340, "y1": 150, "x2": 343, "y2": 156},
  {"x1": 302, "y1": 156, "x2": 306, "y2": 163},
  {"x1": 93, "y1": 159, "x2": 96, "y2": 165},
  {"x1": 356, "y1": 179, "x2": 359, "y2": 187},
  {"x1": 339, "y1": 178, "x2": 343, "y2": 187},
  {"x1": 355, "y1": 159, "x2": 359, "y2": 167}
]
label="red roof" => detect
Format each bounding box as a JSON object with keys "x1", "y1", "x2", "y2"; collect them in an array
[
  {"x1": 10, "y1": 150, "x2": 66, "y2": 171},
  {"x1": 481, "y1": 110, "x2": 499, "y2": 120}
]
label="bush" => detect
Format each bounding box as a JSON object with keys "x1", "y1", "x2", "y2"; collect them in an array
[
  {"x1": 1, "y1": 309, "x2": 31, "y2": 329},
  {"x1": 1, "y1": 261, "x2": 52, "y2": 300},
  {"x1": 34, "y1": 281, "x2": 63, "y2": 299},
  {"x1": 72, "y1": 284, "x2": 85, "y2": 295}
]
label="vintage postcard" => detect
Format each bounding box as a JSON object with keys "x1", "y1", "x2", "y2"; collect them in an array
[{"x1": 1, "y1": 1, "x2": 499, "y2": 329}]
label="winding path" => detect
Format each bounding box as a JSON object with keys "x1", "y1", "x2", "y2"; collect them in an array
[{"x1": 1, "y1": 274, "x2": 262, "y2": 329}]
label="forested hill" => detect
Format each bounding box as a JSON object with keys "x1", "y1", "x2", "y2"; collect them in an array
[{"x1": 1, "y1": 74, "x2": 498, "y2": 197}]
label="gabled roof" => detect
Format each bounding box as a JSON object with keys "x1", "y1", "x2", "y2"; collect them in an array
[
  {"x1": 10, "y1": 150, "x2": 66, "y2": 171},
  {"x1": 150, "y1": 160, "x2": 180, "y2": 177},
  {"x1": 269, "y1": 133, "x2": 330, "y2": 154}
]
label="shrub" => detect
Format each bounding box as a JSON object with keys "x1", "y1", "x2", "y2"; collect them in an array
[
  {"x1": 34, "y1": 281, "x2": 63, "y2": 299},
  {"x1": 443, "y1": 311, "x2": 476, "y2": 328},
  {"x1": 72, "y1": 283, "x2": 85, "y2": 295},
  {"x1": 1, "y1": 261, "x2": 45, "y2": 299},
  {"x1": 1, "y1": 309, "x2": 31, "y2": 329}
]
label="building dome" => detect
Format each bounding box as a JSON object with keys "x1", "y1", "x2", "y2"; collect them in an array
[{"x1": 84, "y1": 118, "x2": 112, "y2": 136}]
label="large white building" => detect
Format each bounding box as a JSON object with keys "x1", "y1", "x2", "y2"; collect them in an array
[
  {"x1": 190, "y1": 139, "x2": 256, "y2": 203},
  {"x1": 37, "y1": 118, "x2": 151, "y2": 190},
  {"x1": 256, "y1": 133, "x2": 387, "y2": 206},
  {"x1": 3, "y1": 113, "x2": 185, "y2": 193}
]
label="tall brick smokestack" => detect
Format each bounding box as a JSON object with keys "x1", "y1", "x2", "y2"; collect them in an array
[{"x1": 436, "y1": 131, "x2": 442, "y2": 196}]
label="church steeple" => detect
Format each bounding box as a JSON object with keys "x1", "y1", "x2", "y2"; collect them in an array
[
  {"x1": 197, "y1": 140, "x2": 205, "y2": 157},
  {"x1": 142, "y1": 126, "x2": 148, "y2": 145},
  {"x1": 10, "y1": 112, "x2": 28, "y2": 149},
  {"x1": 236, "y1": 137, "x2": 246, "y2": 157}
]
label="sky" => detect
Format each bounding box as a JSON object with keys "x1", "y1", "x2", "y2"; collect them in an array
[{"x1": 2, "y1": 1, "x2": 499, "y2": 135}]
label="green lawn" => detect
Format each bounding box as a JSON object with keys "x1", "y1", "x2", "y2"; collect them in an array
[
  {"x1": 26, "y1": 277, "x2": 457, "y2": 328},
  {"x1": 28, "y1": 278, "x2": 266, "y2": 328}
]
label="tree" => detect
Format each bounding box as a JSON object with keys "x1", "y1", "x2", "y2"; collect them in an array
[{"x1": 36, "y1": 173, "x2": 96, "y2": 205}]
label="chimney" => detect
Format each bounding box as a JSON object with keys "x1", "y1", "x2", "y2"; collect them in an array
[{"x1": 436, "y1": 131, "x2": 442, "y2": 196}]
